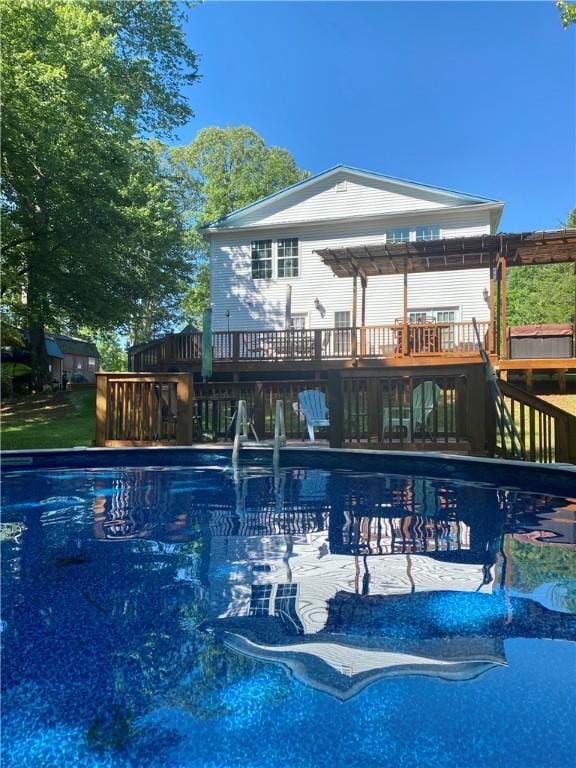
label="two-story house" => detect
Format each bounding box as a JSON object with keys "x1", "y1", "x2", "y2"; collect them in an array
[{"x1": 202, "y1": 165, "x2": 504, "y2": 333}]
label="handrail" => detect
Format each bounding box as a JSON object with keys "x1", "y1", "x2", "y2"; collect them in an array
[
  {"x1": 273, "y1": 399, "x2": 286, "y2": 469},
  {"x1": 131, "y1": 320, "x2": 491, "y2": 370},
  {"x1": 497, "y1": 378, "x2": 576, "y2": 464},
  {"x1": 473, "y1": 318, "x2": 526, "y2": 460},
  {"x1": 232, "y1": 399, "x2": 248, "y2": 465}
]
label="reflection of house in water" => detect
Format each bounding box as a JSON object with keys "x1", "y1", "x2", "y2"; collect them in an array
[
  {"x1": 92, "y1": 470, "x2": 198, "y2": 543},
  {"x1": 205, "y1": 469, "x2": 576, "y2": 700},
  {"x1": 88, "y1": 466, "x2": 575, "y2": 701}
]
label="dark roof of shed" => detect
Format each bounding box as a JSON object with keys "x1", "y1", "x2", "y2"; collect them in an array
[
  {"x1": 316, "y1": 229, "x2": 576, "y2": 278},
  {"x1": 49, "y1": 334, "x2": 99, "y2": 358}
]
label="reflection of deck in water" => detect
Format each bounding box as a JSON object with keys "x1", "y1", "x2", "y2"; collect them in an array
[{"x1": 88, "y1": 466, "x2": 575, "y2": 700}]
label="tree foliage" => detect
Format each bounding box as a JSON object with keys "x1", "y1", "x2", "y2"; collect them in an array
[
  {"x1": 1, "y1": 0, "x2": 198, "y2": 383},
  {"x1": 556, "y1": 1, "x2": 576, "y2": 27},
  {"x1": 171, "y1": 126, "x2": 308, "y2": 325},
  {"x1": 507, "y1": 209, "x2": 576, "y2": 326}
]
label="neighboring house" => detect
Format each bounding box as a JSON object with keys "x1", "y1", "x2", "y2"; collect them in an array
[
  {"x1": 54, "y1": 334, "x2": 100, "y2": 383},
  {"x1": 201, "y1": 165, "x2": 504, "y2": 332},
  {"x1": 1, "y1": 332, "x2": 99, "y2": 386}
]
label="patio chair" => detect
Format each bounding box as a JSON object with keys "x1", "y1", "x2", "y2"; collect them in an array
[
  {"x1": 382, "y1": 380, "x2": 441, "y2": 442},
  {"x1": 298, "y1": 390, "x2": 330, "y2": 442}
]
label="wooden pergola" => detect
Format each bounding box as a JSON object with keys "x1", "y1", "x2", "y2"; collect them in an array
[{"x1": 315, "y1": 228, "x2": 576, "y2": 359}]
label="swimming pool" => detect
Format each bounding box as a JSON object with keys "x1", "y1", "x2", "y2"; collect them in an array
[{"x1": 1, "y1": 448, "x2": 575, "y2": 768}]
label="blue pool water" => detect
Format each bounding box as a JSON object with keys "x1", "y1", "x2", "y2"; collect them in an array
[{"x1": 1, "y1": 455, "x2": 575, "y2": 768}]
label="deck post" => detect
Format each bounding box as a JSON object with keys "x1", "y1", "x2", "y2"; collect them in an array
[
  {"x1": 95, "y1": 373, "x2": 108, "y2": 447},
  {"x1": 489, "y1": 266, "x2": 496, "y2": 355},
  {"x1": 367, "y1": 379, "x2": 379, "y2": 441},
  {"x1": 500, "y1": 253, "x2": 508, "y2": 360},
  {"x1": 254, "y1": 381, "x2": 265, "y2": 438},
  {"x1": 466, "y1": 365, "x2": 488, "y2": 454},
  {"x1": 360, "y1": 276, "x2": 367, "y2": 356},
  {"x1": 232, "y1": 332, "x2": 240, "y2": 362},
  {"x1": 402, "y1": 260, "x2": 409, "y2": 356},
  {"x1": 314, "y1": 329, "x2": 323, "y2": 360},
  {"x1": 327, "y1": 370, "x2": 343, "y2": 448},
  {"x1": 351, "y1": 272, "x2": 358, "y2": 358},
  {"x1": 176, "y1": 373, "x2": 194, "y2": 444}
]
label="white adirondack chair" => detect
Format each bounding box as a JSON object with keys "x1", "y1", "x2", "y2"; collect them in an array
[
  {"x1": 382, "y1": 380, "x2": 441, "y2": 442},
  {"x1": 298, "y1": 390, "x2": 330, "y2": 442}
]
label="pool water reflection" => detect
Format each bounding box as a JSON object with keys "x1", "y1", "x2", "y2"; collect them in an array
[{"x1": 1, "y1": 464, "x2": 575, "y2": 768}]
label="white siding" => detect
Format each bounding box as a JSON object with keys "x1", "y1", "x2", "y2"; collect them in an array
[
  {"x1": 209, "y1": 208, "x2": 492, "y2": 331},
  {"x1": 216, "y1": 172, "x2": 468, "y2": 229}
]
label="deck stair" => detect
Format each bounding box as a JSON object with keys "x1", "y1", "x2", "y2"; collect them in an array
[{"x1": 473, "y1": 319, "x2": 525, "y2": 460}]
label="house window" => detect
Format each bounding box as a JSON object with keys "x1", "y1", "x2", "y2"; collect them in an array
[
  {"x1": 251, "y1": 240, "x2": 272, "y2": 279},
  {"x1": 334, "y1": 311, "x2": 351, "y2": 328},
  {"x1": 415, "y1": 226, "x2": 440, "y2": 242},
  {"x1": 409, "y1": 308, "x2": 459, "y2": 323},
  {"x1": 274, "y1": 583, "x2": 303, "y2": 634},
  {"x1": 334, "y1": 311, "x2": 351, "y2": 356},
  {"x1": 278, "y1": 238, "x2": 299, "y2": 278},
  {"x1": 386, "y1": 228, "x2": 411, "y2": 244},
  {"x1": 88, "y1": 357, "x2": 97, "y2": 370},
  {"x1": 249, "y1": 584, "x2": 272, "y2": 616},
  {"x1": 290, "y1": 313, "x2": 307, "y2": 330},
  {"x1": 410, "y1": 307, "x2": 460, "y2": 348},
  {"x1": 76, "y1": 359, "x2": 84, "y2": 370}
]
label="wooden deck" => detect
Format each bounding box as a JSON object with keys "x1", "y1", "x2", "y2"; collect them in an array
[{"x1": 131, "y1": 321, "x2": 494, "y2": 372}]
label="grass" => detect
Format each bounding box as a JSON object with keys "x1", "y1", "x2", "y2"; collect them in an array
[
  {"x1": 1, "y1": 388, "x2": 96, "y2": 450},
  {"x1": 538, "y1": 394, "x2": 576, "y2": 417}
]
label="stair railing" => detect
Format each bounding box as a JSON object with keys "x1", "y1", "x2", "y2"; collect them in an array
[{"x1": 472, "y1": 318, "x2": 526, "y2": 460}]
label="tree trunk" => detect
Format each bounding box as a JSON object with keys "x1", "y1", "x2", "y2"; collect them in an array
[{"x1": 26, "y1": 236, "x2": 50, "y2": 390}]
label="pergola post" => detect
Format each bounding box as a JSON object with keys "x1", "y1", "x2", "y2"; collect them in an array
[
  {"x1": 402, "y1": 260, "x2": 409, "y2": 356},
  {"x1": 489, "y1": 263, "x2": 496, "y2": 355},
  {"x1": 351, "y1": 271, "x2": 358, "y2": 358},
  {"x1": 360, "y1": 276, "x2": 367, "y2": 356},
  {"x1": 500, "y1": 253, "x2": 508, "y2": 360}
]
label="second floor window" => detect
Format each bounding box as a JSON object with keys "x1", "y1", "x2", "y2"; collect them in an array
[
  {"x1": 415, "y1": 225, "x2": 440, "y2": 241},
  {"x1": 386, "y1": 228, "x2": 411, "y2": 244},
  {"x1": 251, "y1": 240, "x2": 272, "y2": 279},
  {"x1": 387, "y1": 226, "x2": 442, "y2": 244},
  {"x1": 278, "y1": 238, "x2": 299, "y2": 278}
]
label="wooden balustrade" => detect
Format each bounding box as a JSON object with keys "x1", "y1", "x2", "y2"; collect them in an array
[
  {"x1": 341, "y1": 374, "x2": 466, "y2": 448},
  {"x1": 491, "y1": 379, "x2": 576, "y2": 464},
  {"x1": 131, "y1": 321, "x2": 491, "y2": 371},
  {"x1": 95, "y1": 373, "x2": 194, "y2": 447},
  {"x1": 195, "y1": 374, "x2": 468, "y2": 449},
  {"x1": 95, "y1": 368, "x2": 575, "y2": 463}
]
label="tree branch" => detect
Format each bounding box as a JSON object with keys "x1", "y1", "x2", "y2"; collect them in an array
[{"x1": 0, "y1": 234, "x2": 38, "y2": 255}]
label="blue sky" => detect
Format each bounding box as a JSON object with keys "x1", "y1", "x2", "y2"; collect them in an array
[{"x1": 177, "y1": 1, "x2": 574, "y2": 232}]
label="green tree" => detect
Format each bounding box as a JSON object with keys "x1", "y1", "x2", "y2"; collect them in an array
[
  {"x1": 507, "y1": 208, "x2": 576, "y2": 326},
  {"x1": 557, "y1": 1, "x2": 576, "y2": 27},
  {"x1": 171, "y1": 126, "x2": 308, "y2": 326},
  {"x1": 91, "y1": 330, "x2": 127, "y2": 372},
  {"x1": 1, "y1": 0, "x2": 198, "y2": 385}
]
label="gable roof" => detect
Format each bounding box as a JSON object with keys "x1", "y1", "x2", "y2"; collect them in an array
[
  {"x1": 49, "y1": 334, "x2": 99, "y2": 358},
  {"x1": 200, "y1": 164, "x2": 503, "y2": 232}
]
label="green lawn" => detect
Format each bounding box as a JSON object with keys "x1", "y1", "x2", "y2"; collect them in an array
[{"x1": 1, "y1": 388, "x2": 96, "y2": 450}]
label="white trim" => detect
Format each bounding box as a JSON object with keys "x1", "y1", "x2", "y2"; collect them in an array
[
  {"x1": 200, "y1": 166, "x2": 503, "y2": 231},
  {"x1": 203, "y1": 202, "x2": 504, "y2": 235}
]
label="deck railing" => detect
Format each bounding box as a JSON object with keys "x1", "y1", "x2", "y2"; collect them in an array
[
  {"x1": 95, "y1": 373, "x2": 194, "y2": 446},
  {"x1": 132, "y1": 321, "x2": 491, "y2": 370},
  {"x1": 490, "y1": 379, "x2": 576, "y2": 464}
]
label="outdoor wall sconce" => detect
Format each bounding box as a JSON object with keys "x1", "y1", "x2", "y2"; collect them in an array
[{"x1": 482, "y1": 288, "x2": 490, "y2": 304}]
